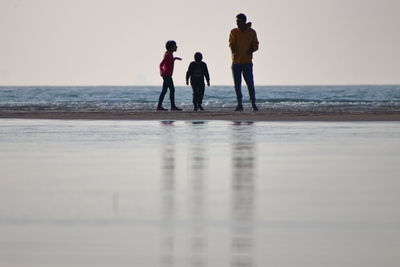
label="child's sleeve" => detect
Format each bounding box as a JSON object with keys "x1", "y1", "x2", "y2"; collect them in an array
[
  {"x1": 204, "y1": 63, "x2": 210, "y2": 83},
  {"x1": 186, "y1": 62, "x2": 193, "y2": 82}
]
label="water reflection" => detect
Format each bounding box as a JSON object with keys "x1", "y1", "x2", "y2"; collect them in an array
[
  {"x1": 187, "y1": 121, "x2": 208, "y2": 267},
  {"x1": 159, "y1": 121, "x2": 209, "y2": 267},
  {"x1": 160, "y1": 121, "x2": 176, "y2": 267},
  {"x1": 231, "y1": 122, "x2": 256, "y2": 267},
  {"x1": 159, "y1": 121, "x2": 256, "y2": 267}
]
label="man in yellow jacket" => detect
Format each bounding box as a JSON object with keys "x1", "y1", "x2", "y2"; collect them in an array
[{"x1": 229, "y1": 13, "x2": 259, "y2": 111}]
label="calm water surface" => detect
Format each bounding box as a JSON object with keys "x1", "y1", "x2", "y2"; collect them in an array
[
  {"x1": 0, "y1": 119, "x2": 400, "y2": 267},
  {"x1": 1, "y1": 85, "x2": 400, "y2": 112}
]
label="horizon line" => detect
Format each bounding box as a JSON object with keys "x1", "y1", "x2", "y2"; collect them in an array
[{"x1": 1, "y1": 83, "x2": 400, "y2": 87}]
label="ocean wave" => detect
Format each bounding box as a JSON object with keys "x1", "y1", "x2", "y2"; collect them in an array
[{"x1": 1, "y1": 85, "x2": 400, "y2": 112}]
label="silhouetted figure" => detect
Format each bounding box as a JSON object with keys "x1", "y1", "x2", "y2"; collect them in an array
[
  {"x1": 186, "y1": 52, "x2": 210, "y2": 111},
  {"x1": 229, "y1": 13, "x2": 259, "y2": 112},
  {"x1": 158, "y1": 40, "x2": 182, "y2": 111}
]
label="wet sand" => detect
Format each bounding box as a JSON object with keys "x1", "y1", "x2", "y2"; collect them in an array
[
  {"x1": 1, "y1": 120, "x2": 400, "y2": 267},
  {"x1": 1, "y1": 109, "x2": 400, "y2": 121}
]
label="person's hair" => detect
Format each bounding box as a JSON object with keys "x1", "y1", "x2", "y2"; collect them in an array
[
  {"x1": 236, "y1": 13, "x2": 247, "y2": 22},
  {"x1": 165, "y1": 40, "x2": 176, "y2": 52},
  {"x1": 194, "y1": 52, "x2": 203, "y2": 62}
]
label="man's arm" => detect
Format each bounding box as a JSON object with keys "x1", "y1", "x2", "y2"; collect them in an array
[
  {"x1": 246, "y1": 31, "x2": 259, "y2": 55},
  {"x1": 251, "y1": 31, "x2": 259, "y2": 52},
  {"x1": 229, "y1": 31, "x2": 235, "y2": 54}
]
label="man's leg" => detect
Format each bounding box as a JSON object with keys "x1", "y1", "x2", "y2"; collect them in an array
[
  {"x1": 232, "y1": 64, "x2": 243, "y2": 110},
  {"x1": 242, "y1": 63, "x2": 257, "y2": 109}
]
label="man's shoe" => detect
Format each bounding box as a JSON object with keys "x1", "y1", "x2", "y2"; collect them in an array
[
  {"x1": 157, "y1": 106, "x2": 168, "y2": 111},
  {"x1": 251, "y1": 106, "x2": 259, "y2": 112},
  {"x1": 198, "y1": 105, "x2": 204, "y2": 111},
  {"x1": 234, "y1": 105, "x2": 243, "y2": 112},
  {"x1": 193, "y1": 107, "x2": 198, "y2": 111},
  {"x1": 171, "y1": 106, "x2": 182, "y2": 111}
]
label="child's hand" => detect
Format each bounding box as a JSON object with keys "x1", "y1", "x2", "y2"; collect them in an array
[
  {"x1": 186, "y1": 81, "x2": 189, "y2": 85},
  {"x1": 174, "y1": 57, "x2": 182, "y2": 61},
  {"x1": 207, "y1": 81, "x2": 210, "y2": 87}
]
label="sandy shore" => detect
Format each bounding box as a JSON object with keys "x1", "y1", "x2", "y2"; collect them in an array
[{"x1": 1, "y1": 109, "x2": 400, "y2": 121}]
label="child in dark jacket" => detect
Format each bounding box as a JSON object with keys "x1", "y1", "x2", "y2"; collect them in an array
[
  {"x1": 158, "y1": 40, "x2": 182, "y2": 111},
  {"x1": 186, "y1": 52, "x2": 210, "y2": 111}
]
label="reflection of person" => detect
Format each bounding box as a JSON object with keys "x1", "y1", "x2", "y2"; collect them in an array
[
  {"x1": 186, "y1": 52, "x2": 210, "y2": 111},
  {"x1": 230, "y1": 121, "x2": 256, "y2": 266},
  {"x1": 229, "y1": 13, "x2": 259, "y2": 112},
  {"x1": 158, "y1": 40, "x2": 182, "y2": 111}
]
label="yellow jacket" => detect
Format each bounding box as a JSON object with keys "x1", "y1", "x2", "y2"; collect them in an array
[{"x1": 229, "y1": 23, "x2": 259, "y2": 64}]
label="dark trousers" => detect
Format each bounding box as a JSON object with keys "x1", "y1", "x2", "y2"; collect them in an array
[
  {"x1": 158, "y1": 76, "x2": 175, "y2": 107},
  {"x1": 191, "y1": 82, "x2": 205, "y2": 107},
  {"x1": 232, "y1": 63, "x2": 256, "y2": 106}
]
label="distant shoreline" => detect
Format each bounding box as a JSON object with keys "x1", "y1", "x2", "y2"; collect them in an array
[
  {"x1": 1, "y1": 109, "x2": 400, "y2": 121},
  {"x1": 1, "y1": 84, "x2": 400, "y2": 87}
]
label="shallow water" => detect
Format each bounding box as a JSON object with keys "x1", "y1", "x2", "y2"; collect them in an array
[
  {"x1": 1, "y1": 85, "x2": 400, "y2": 112},
  {"x1": 0, "y1": 119, "x2": 400, "y2": 267}
]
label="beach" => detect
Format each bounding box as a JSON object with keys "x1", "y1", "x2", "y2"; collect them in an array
[
  {"x1": 1, "y1": 84, "x2": 400, "y2": 266},
  {"x1": 2, "y1": 0, "x2": 400, "y2": 264},
  {"x1": 1, "y1": 85, "x2": 400, "y2": 122},
  {"x1": 2, "y1": 85, "x2": 400, "y2": 121},
  {"x1": 1, "y1": 109, "x2": 400, "y2": 121}
]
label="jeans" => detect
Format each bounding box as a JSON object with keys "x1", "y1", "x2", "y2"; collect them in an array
[
  {"x1": 191, "y1": 81, "x2": 205, "y2": 107},
  {"x1": 232, "y1": 63, "x2": 256, "y2": 106},
  {"x1": 158, "y1": 76, "x2": 175, "y2": 107}
]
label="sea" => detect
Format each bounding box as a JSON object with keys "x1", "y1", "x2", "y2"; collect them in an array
[{"x1": 1, "y1": 85, "x2": 400, "y2": 112}]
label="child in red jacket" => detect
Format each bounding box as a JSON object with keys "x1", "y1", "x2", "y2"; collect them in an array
[{"x1": 157, "y1": 40, "x2": 182, "y2": 111}]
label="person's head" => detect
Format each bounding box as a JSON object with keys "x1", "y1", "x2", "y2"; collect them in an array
[
  {"x1": 236, "y1": 13, "x2": 247, "y2": 28},
  {"x1": 165, "y1": 40, "x2": 177, "y2": 52},
  {"x1": 194, "y1": 52, "x2": 203, "y2": 62}
]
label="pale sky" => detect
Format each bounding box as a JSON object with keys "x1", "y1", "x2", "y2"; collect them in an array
[{"x1": 1, "y1": 0, "x2": 399, "y2": 86}]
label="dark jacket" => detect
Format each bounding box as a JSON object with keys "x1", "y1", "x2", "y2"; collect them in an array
[{"x1": 186, "y1": 61, "x2": 210, "y2": 84}]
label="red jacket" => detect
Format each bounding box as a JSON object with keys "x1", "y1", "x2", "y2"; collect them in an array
[{"x1": 159, "y1": 52, "x2": 174, "y2": 77}]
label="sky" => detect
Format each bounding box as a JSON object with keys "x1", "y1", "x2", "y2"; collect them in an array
[{"x1": 1, "y1": 0, "x2": 399, "y2": 86}]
